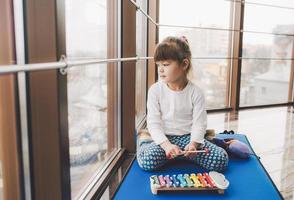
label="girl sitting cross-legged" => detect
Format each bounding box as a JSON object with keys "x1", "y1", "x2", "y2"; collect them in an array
[{"x1": 136, "y1": 36, "x2": 229, "y2": 172}]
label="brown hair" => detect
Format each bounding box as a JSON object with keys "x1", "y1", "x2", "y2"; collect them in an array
[{"x1": 154, "y1": 36, "x2": 192, "y2": 74}]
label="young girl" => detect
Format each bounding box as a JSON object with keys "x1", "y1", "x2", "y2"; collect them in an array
[{"x1": 136, "y1": 36, "x2": 229, "y2": 172}]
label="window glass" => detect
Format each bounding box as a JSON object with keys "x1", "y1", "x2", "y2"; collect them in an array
[
  {"x1": 159, "y1": 0, "x2": 233, "y2": 109},
  {"x1": 240, "y1": 2, "x2": 294, "y2": 106},
  {"x1": 136, "y1": 0, "x2": 148, "y2": 124},
  {"x1": 65, "y1": 0, "x2": 118, "y2": 197}
]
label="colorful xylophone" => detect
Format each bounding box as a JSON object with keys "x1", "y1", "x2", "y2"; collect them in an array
[{"x1": 150, "y1": 171, "x2": 229, "y2": 195}]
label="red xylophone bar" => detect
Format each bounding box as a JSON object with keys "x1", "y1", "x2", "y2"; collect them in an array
[{"x1": 203, "y1": 173, "x2": 216, "y2": 188}]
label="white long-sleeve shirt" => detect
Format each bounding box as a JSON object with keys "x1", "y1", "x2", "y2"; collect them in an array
[{"x1": 147, "y1": 80, "x2": 207, "y2": 145}]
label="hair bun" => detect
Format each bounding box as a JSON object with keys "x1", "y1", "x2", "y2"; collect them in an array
[{"x1": 179, "y1": 36, "x2": 189, "y2": 44}]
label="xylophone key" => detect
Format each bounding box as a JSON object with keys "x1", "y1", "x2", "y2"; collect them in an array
[
  {"x1": 177, "y1": 174, "x2": 188, "y2": 188},
  {"x1": 170, "y1": 175, "x2": 180, "y2": 187},
  {"x1": 197, "y1": 173, "x2": 208, "y2": 187},
  {"x1": 150, "y1": 175, "x2": 160, "y2": 186},
  {"x1": 164, "y1": 175, "x2": 173, "y2": 187},
  {"x1": 184, "y1": 174, "x2": 194, "y2": 187},
  {"x1": 172, "y1": 175, "x2": 180, "y2": 187},
  {"x1": 203, "y1": 173, "x2": 217, "y2": 188},
  {"x1": 158, "y1": 175, "x2": 166, "y2": 187},
  {"x1": 190, "y1": 173, "x2": 202, "y2": 188},
  {"x1": 168, "y1": 176, "x2": 175, "y2": 187}
]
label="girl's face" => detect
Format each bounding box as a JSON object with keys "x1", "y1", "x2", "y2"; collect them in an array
[{"x1": 156, "y1": 59, "x2": 188, "y2": 83}]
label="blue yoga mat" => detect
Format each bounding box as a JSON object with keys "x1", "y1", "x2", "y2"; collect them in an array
[{"x1": 114, "y1": 134, "x2": 283, "y2": 200}]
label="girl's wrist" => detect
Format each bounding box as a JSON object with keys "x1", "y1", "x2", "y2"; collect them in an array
[
  {"x1": 160, "y1": 140, "x2": 171, "y2": 148},
  {"x1": 190, "y1": 141, "x2": 204, "y2": 149}
]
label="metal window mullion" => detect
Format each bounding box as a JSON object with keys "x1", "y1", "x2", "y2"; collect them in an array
[
  {"x1": 17, "y1": 72, "x2": 32, "y2": 200},
  {"x1": 2, "y1": 56, "x2": 294, "y2": 75},
  {"x1": 226, "y1": 0, "x2": 236, "y2": 108},
  {"x1": 13, "y1": 0, "x2": 32, "y2": 199},
  {"x1": 117, "y1": 0, "x2": 122, "y2": 149},
  {"x1": 0, "y1": 62, "x2": 66, "y2": 74},
  {"x1": 129, "y1": 0, "x2": 157, "y2": 26},
  {"x1": 0, "y1": 56, "x2": 153, "y2": 74},
  {"x1": 230, "y1": 0, "x2": 245, "y2": 111},
  {"x1": 67, "y1": 56, "x2": 153, "y2": 66},
  {"x1": 288, "y1": 38, "x2": 294, "y2": 103}
]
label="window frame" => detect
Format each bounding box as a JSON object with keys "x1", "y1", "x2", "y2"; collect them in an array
[
  {"x1": 135, "y1": 0, "x2": 149, "y2": 128},
  {"x1": 121, "y1": 0, "x2": 137, "y2": 153},
  {"x1": 23, "y1": 0, "x2": 71, "y2": 199},
  {"x1": 147, "y1": 0, "x2": 159, "y2": 89},
  {"x1": 0, "y1": 1, "x2": 22, "y2": 199}
]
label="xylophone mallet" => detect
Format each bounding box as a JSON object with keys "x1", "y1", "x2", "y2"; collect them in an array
[
  {"x1": 181, "y1": 148, "x2": 210, "y2": 155},
  {"x1": 167, "y1": 148, "x2": 210, "y2": 159}
]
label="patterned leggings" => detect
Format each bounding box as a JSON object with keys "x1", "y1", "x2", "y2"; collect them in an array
[{"x1": 136, "y1": 134, "x2": 229, "y2": 172}]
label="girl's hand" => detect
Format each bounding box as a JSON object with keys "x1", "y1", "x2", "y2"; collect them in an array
[
  {"x1": 184, "y1": 141, "x2": 200, "y2": 158},
  {"x1": 160, "y1": 140, "x2": 182, "y2": 159}
]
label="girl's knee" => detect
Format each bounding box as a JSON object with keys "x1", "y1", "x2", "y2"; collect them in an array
[
  {"x1": 204, "y1": 148, "x2": 229, "y2": 172},
  {"x1": 136, "y1": 147, "x2": 166, "y2": 171},
  {"x1": 137, "y1": 160, "x2": 158, "y2": 171},
  {"x1": 213, "y1": 149, "x2": 229, "y2": 172}
]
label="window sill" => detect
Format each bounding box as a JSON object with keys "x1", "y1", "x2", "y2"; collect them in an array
[{"x1": 77, "y1": 148, "x2": 130, "y2": 200}]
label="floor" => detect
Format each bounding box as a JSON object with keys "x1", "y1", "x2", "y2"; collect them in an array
[
  {"x1": 104, "y1": 106, "x2": 294, "y2": 199},
  {"x1": 207, "y1": 107, "x2": 294, "y2": 200}
]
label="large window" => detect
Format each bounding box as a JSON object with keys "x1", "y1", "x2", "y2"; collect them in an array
[
  {"x1": 65, "y1": 0, "x2": 119, "y2": 198},
  {"x1": 240, "y1": 1, "x2": 294, "y2": 106},
  {"x1": 159, "y1": 0, "x2": 233, "y2": 109},
  {"x1": 135, "y1": 0, "x2": 148, "y2": 125}
]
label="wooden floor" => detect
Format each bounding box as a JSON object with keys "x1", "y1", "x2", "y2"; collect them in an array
[{"x1": 207, "y1": 107, "x2": 294, "y2": 200}]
